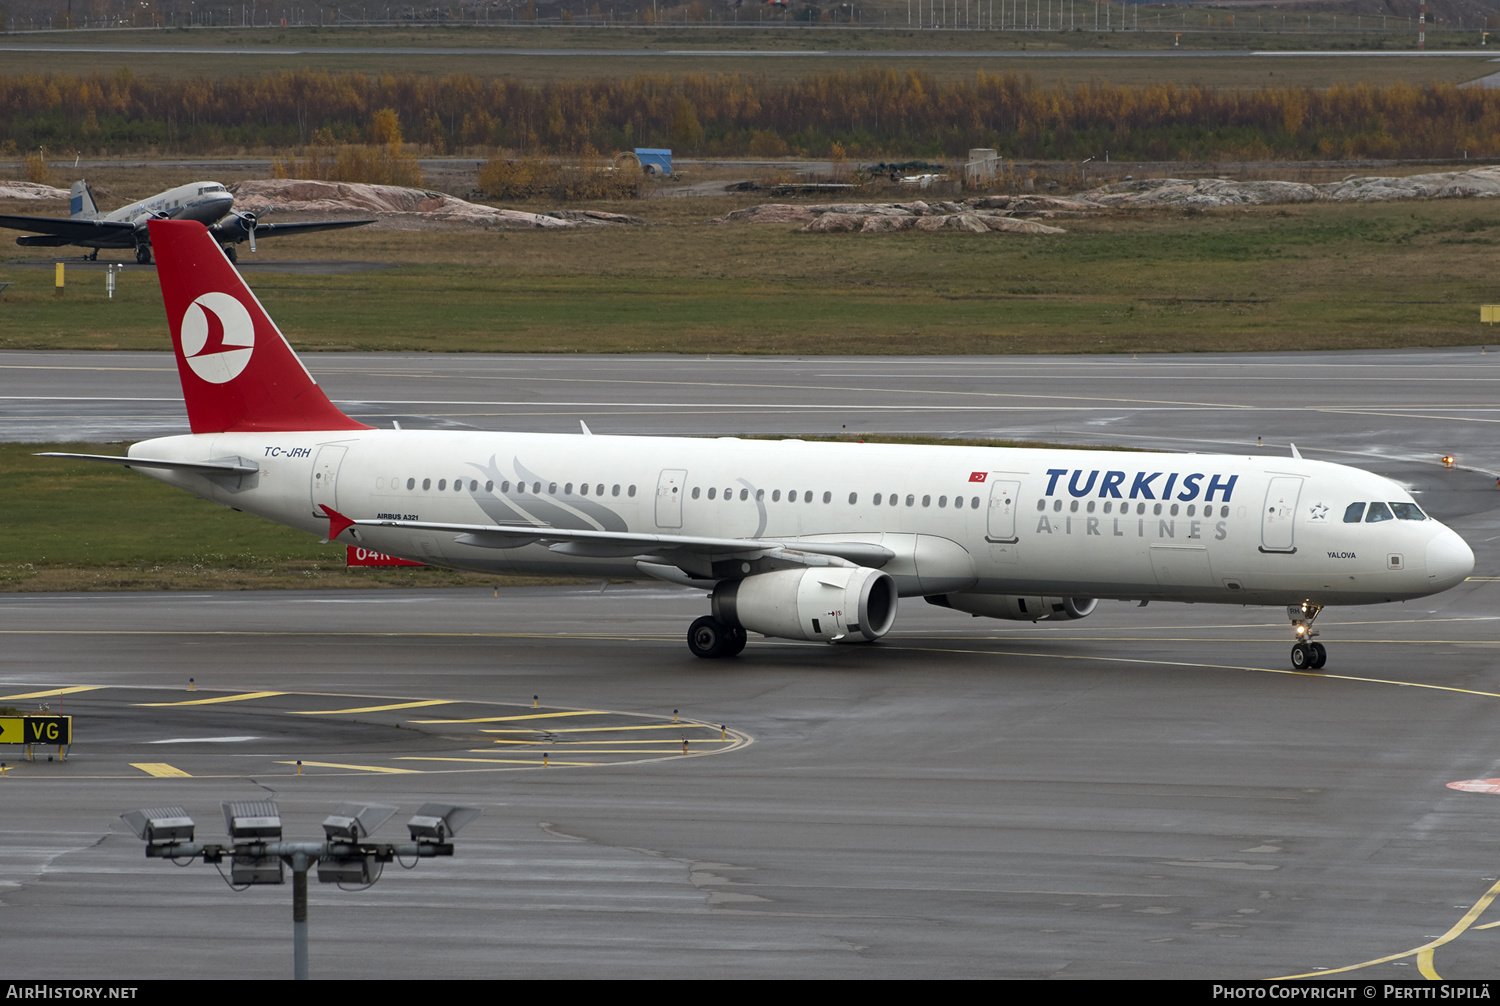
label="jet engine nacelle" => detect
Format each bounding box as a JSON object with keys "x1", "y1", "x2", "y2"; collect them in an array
[
  {"x1": 928, "y1": 592, "x2": 1097, "y2": 622},
  {"x1": 712, "y1": 566, "x2": 898, "y2": 643}
]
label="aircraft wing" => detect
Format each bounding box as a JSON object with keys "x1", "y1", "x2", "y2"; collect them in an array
[
  {"x1": 342, "y1": 513, "x2": 895, "y2": 570},
  {"x1": 207, "y1": 217, "x2": 376, "y2": 242},
  {"x1": 0, "y1": 214, "x2": 133, "y2": 245}
]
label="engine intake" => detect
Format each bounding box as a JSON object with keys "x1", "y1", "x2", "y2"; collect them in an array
[{"x1": 713, "y1": 567, "x2": 897, "y2": 643}]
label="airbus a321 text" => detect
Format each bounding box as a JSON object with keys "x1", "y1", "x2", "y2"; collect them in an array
[
  {"x1": 41, "y1": 220, "x2": 1476, "y2": 669},
  {"x1": 0, "y1": 180, "x2": 373, "y2": 264}
]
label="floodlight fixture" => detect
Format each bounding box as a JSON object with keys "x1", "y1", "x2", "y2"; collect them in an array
[
  {"x1": 120, "y1": 806, "x2": 195, "y2": 845},
  {"x1": 322, "y1": 803, "x2": 397, "y2": 842},
  {"x1": 406, "y1": 803, "x2": 481, "y2": 844},
  {"x1": 316, "y1": 853, "x2": 378, "y2": 886},
  {"x1": 230, "y1": 853, "x2": 285, "y2": 886},
  {"x1": 222, "y1": 800, "x2": 282, "y2": 841}
]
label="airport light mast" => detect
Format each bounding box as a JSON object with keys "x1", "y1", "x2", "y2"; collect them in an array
[{"x1": 122, "y1": 801, "x2": 480, "y2": 980}]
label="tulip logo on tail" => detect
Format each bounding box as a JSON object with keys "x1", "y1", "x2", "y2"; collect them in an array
[{"x1": 180, "y1": 292, "x2": 255, "y2": 384}]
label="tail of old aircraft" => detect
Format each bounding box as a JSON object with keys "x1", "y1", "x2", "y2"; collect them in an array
[
  {"x1": 148, "y1": 218, "x2": 372, "y2": 435},
  {"x1": 68, "y1": 180, "x2": 98, "y2": 219}
]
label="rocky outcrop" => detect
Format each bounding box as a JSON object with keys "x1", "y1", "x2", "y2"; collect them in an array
[
  {"x1": 721, "y1": 196, "x2": 1071, "y2": 234},
  {"x1": 228, "y1": 179, "x2": 643, "y2": 230},
  {"x1": 0, "y1": 181, "x2": 70, "y2": 201},
  {"x1": 1085, "y1": 166, "x2": 1500, "y2": 207}
]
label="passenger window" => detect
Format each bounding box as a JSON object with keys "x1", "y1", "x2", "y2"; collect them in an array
[
  {"x1": 438, "y1": 479, "x2": 447, "y2": 491},
  {"x1": 823, "y1": 491, "x2": 832, "y2": 503},
  {"x1": 1365, "y1": 502, "x2": 1394, "y2": 523},
  {"x1": 597, "y1": 485, "x2": 605, "y2": 496},
  {"x1": 1390, "y1": 502, "x2": 1426, "y2": 520},
  {"x1": 629, "y1": 485, "x2": 637, "y2": 497},
  {"x1": 921, "y1": 495, "x2": 930, "y2": 508},
  {"x1": 469, "y1": 480, "x2": 478, "y2": 491},
  {"x1": 772, "y1": 490, "x2": 781, "y2": 502},
  {"x1": 740, "y1": 489, "x2": 749, "y2": 501},
  {"x1": 890, "y1": 494, "x2": 899, "y2": 507},
  {"x1": 906, "y1": 494, "x2": 915, "y2": 507},
  {"x1": 485, "y1": 481, "x2": 494, "y2": 492},
  {"x1": 691, "y1": 487, "x2": 701, "y2": 499},
  {"x1": 406, "y1": 478, "x2": 416, "y2": 490},
  {"x1": 1035, "y1": 499, "x2": 1044, "y2": 512},
  {"x1": 707, "y1": 487, "x2": 716, "y2": 500},
  {"x1": 849, "y1": 492, "x2": 858, "y2": 504},
  {"x1": 939, "y1": 496, "x2": 947, "y2": 508},
  {"x1": 875, "y1": 493, "x2": 883, "y2": 506},
  {"x1": 580, "y1": 483, "x2": 589, "y2": 496},
  {"x1": 755, "y1": 489, "x2": 764, "y2": 501},
  {"x1": 1052, "y1": 499, "x2": 1062, "y2": 512},
  {"x1": 972, "y1": 497, "x2": 980, "y2": 509},
  {"x1": 1343, "y1": 503, "x2": 1366, "y2": 523}
]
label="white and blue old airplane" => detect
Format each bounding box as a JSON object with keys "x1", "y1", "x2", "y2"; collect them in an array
[
  {"x1": 0, "y1": 180, "x2": 372, "y2": 264},
  {"x1": 41, "y1": 220, "x2": 1475, "y2": 668}
]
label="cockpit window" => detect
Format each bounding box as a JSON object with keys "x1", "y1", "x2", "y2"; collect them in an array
[
  {"x1": 1365, "y1": 502, "x2": 1394, "y2": 523},
  {"x1": 1343, "y1": 503, "x2": 1366, "y2": 523},
  {"x1": 1390, "y1": 502, "x2": 1426, "y2": 521}
]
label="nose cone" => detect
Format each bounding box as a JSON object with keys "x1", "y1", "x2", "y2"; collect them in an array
[{"x1": 1425, "y1": 528, "x2": 1475, "y2": 590}]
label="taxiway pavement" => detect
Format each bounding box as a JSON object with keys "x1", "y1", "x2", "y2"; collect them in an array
[{"x1": 2, "y1": 349, "x2": 1499, "y2": 979}]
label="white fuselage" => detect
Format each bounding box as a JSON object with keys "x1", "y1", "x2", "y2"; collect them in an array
[
  {"x1": 128, "y1": 430, "x2": 1474, "y2": 608},
  {"x1": 101, "y1": 182, "x2": 234, "y2": 228}
]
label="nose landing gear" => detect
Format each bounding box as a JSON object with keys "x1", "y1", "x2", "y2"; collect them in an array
[{"x1": 1288, "y1": 601, "x2": 1327, "y2": 670}]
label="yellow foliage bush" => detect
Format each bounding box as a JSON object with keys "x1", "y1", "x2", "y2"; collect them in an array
[{"x1": 477, "y1": 155, "x2": 637, "y2": 202}]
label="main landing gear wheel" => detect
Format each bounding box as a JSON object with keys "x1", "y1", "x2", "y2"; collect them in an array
[
  {"x1": 687, "y1": 616, "x2": 743, "y2": 659},
  {"x1": 134, "y1": 244, "x2": 152, "y2": 265},
  {"x1": 1287, "y1": 601, "x2": 1328, "y2": 671}
]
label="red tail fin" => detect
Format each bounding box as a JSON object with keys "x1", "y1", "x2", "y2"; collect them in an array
[{"x1": 149, "y1": 219, "x2": 371, "y2": 434}]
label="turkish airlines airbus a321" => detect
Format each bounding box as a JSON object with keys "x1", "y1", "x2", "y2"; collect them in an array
[{"x1": 43, "y1": 220, "x2": 1476, "y2": 668}]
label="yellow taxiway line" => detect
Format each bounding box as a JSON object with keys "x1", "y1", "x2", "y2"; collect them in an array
[
  {"x1": 130, "y1": 762, "x2": 191, "y2": 777},
  {"x1": 289, "y1": 699, "x2": 451, "y2": 715},
  {"x1": 135, "y1": 691, "x2": 285, "y2": 707}
]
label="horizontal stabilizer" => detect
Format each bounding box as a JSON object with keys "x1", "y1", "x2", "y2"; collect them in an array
[{"x1": 36, "y1": 452, "x2": 259, "y2": 475}]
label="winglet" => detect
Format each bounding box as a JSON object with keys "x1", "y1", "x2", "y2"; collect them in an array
[
  {"x1": 320, "y1": 505, "x2": 356, "y2": 541},
  {"x1": 1289, "y1": 443, "x2": 1302, "y2": 459}
]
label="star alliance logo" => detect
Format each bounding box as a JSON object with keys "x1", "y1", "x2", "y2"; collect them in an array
[{"x1": 1309, "y1": 503, "x2": 1329, "y2": 522}]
